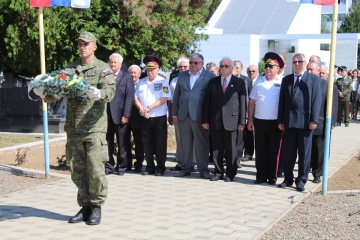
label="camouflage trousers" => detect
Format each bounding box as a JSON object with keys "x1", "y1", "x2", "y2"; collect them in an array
[{"x1": 66, "y1": 132, "x2": 108, "y2": 207}]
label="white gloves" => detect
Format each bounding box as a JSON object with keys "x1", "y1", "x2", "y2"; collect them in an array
[
  {"x1": 86, "y1": 86, "x2": 101, "y2": 100},
  {"x1": 33, "y1": 86, "x2": 46, "y2": 98}
]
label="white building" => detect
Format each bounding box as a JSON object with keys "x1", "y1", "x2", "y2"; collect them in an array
[{"x1": 197, "y1": 0, "x2": 360, "y2": 74}]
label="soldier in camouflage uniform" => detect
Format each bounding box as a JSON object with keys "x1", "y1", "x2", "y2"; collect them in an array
[
  {"x1": 335, "y1": 66, "x2": 352, "y2": 127},
  {"x1": 33, "y1": 32, "x2": 115, "y2": 225}
]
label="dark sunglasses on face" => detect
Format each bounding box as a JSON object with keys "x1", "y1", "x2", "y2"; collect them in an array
[
  {"x1": 247, "y1": 70, "x2": 256, "y2": 73},
  {"x1": 264, "y1": 64, "x2": 277, "y2": 69},
  {"x1": 178, "y1": 66, "x2": 188, "y2": 69},
  {"x1": 292, "y1": 60, "x2": 305, "y2": 64},
  {"x1": 189, "y1": 61, "x2": 202, "y2": 65},
  {"x1": 219, "y1": 65, "x2": 231, "y2": 69}
]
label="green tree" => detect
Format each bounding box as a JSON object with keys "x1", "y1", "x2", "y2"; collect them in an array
[
  {"x1": 0, "y1": 0, "x2": 219, "y2": 76},
  {"x1": 338, "y1": 2, "x2": 360, "y2": 68}
]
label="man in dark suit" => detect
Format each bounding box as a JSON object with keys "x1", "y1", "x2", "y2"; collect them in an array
[
  {"x1": 202, "y1": 57, "x2": 246, "y2": 182},
  {"x1": 172, "y1": 53, "x2": 215, "y2": 179},
  {"x1": 126, "y1": 65, "x2": 144, "y2": 172},
  {"x1": 233, "y1": 60, "x2": 253, "y2": 163},
  {"x1": 105, "y1": 53, "x2": 135, "y2": 175},
  {"x1": 277, "y1": 53, "x2": 321, "y2": 192},
  {"x1": 307, "y1": 63, "x2": 338, "y2": 184}
]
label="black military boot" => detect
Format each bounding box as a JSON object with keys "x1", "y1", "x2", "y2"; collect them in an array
[
  {"x1": 68, "y1": 206, "x2": 91, "y2": 223},
  {"x1": 86, "y1": 206, "x2": 101, "y2": 225}
]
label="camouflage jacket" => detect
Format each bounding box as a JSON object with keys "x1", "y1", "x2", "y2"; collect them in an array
[
  {"x1": 44, "y1": 57, "x2": 115, "y2": 133},
  {"x1": 335, "y1": 75, "x2": 352, "y2": 102}
]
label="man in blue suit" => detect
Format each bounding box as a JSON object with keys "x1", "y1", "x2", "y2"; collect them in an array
[
  {"x1": 277, "y1": 53, "x2": 321, "y2": 192},
  {"x1": 172, "y1": 53, "x2": 215, "y2": 179}
]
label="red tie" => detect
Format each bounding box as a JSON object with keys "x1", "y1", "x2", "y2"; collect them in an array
[{"x1": 222, "y1": 78, "x2": 227, "y2": 93}]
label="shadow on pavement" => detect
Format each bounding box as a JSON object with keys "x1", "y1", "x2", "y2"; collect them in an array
[{"x1": 0, "y1": 205, "x2": 69, "y2": 221}]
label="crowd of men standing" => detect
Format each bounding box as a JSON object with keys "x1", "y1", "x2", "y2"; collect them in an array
[
  {"x1": 105, "y1": 49, "x2": 346, "y2": 193},
  {"x1": 33, "y1": 31, "x2": 355, "y2": 225}
]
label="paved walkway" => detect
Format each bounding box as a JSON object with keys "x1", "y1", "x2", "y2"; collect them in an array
[{"x1": 1, "y1": 121, "x2": 360, "y2": 240}]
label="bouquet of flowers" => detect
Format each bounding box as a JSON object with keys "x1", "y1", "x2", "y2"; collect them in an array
[{"x1": 29, "y1": 70, "x2": 92, "y2": 101}]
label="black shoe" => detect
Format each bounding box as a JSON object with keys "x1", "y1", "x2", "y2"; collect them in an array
[
  {"x1": 336, "y1": 122, "x2": 341, "y2": 126},
  {"x1": 133, "y1": 168, "x2": 142, "y2": 173},
  {"x1": 277, "y1": 172, "x2": 284, "y2": 178},
  {"x1": 191, "y1": 165, "x2": 198, "y2": 172},
  {"x1": 174, "y1": 172, "x2": 191, "y2": 177},
  {"x1": 268, "y1": 179, "x2": 277, "y2": 185},
  {"x1": 296, "y1": 185, "x2": 305, "y2": 192},
  {"x1": 116, "y1": 171, "x2": 124, "y2": 176},
  {"x1": 200, "y1": 173, "x2": 212, "y2": 179},
  {"x1": 105, "y1": 171, "x2": 112, "y2": 175},
  {"x1": 68, "y1": 206, "x2": 90, "y2": 223},
  {"x1": 170, "y1": 165, "x2": 181, "y2": 171},
  {"x1": 277, "y1": 181, "x2": 293, "y2": 188},
  {"x1": 155, "y1": 172, "x2": 164, "y2": 176},
  {"x1": 142, "y1": 171, "x2": 155, "y2": 175},
  {"x1": 254, "y1": 179, "x2": 267, "y2": 184},
  {"x1": 86, "y1": 206, "x2": 101, "y2": 225},
  {"x1": 125, "y1": 167, "x2": 132, "y2": 172},
  {"x1": 345, "y1": 123, "x2": 349, "y2": 127},
  {"x1": 313, "y1": 177, "x2": 321, "y2": 183},
  {"x1": 224, "y1": 176, "x2": 233, "y2": 182},
  {"x1": 210, "y1": 175, "x2": 223, "y2": 181}
]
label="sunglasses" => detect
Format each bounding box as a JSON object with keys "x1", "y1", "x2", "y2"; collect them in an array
[
  {"x1": 219, "y1": 65, "x2": 232, "y2": 69},
  {"x1": 292, "y1": 60, "x2": 305, "y2": 64},
  {"x1": 189, "y1": 61, "x2": 202, "y2": 65},
  {"x1": 178, "y1": 66, "x2": 188, "y2": 69},
  {"x1": 247, "y1": 70, "x2": 256, "y2": 73},
  {"x1": 264, "y1": 64, "x2": 277, "y2": 69}
]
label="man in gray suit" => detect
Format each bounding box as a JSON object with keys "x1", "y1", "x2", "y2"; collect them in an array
[{"x1": 172, "y1": 53, "x2": 215, "y2": 179}]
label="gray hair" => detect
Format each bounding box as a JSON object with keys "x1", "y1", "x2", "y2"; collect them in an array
[
  {"x1": 220, "y1": 57, "x2": 234, "y2": 67},
  {"x1": 206, "y1": 62, "x2": 218, "y2": 69},
  {"x1": 293, "y1": 53, "x2": 306, "y2": 61},
  {"x1": 309, "y1": 55, "x2": 321, "y2": 65},
  {"x1": 109, "y1": 53, "x2": 124, "y2": 63},
  {"x1": 190, "y1": 53, "x2": 204, "y2": 62},
  {"x1": 128, "y1": 64, "x2": 141, "y2": 73},
  {"x1": 177, "y1": 57, "x2": 189, "y2": 67},
  {"x1": 234, "y1": 60, "x2": 243, "y2": 68}
]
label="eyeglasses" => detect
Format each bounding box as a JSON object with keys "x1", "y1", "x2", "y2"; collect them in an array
[
  {"x1": 247, "y1": 70, "x2": 256, "y2": 73},
  {"x1": 292, "y1": 60, "x2": 305, "y2": 64},
  {"x1": 178, "y1": 66, "x2": 188, "y2": 69},
  {"x1": 264, "y1": 64, "x2": 277, "y2": 69},
  {"x1": 189, "y1": 61, "x2": 202, "y2": 65},
  {"x1": 219, "y1": 65, "x2": 232, "y2": 69}
]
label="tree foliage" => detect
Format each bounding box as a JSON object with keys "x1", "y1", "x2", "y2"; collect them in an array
[
  {"x1": 338, "y1": 2, "x2": 360, "y2": 68},
  {"x1": 0, "y1": 0, "x2": 220, "y2": 76}
]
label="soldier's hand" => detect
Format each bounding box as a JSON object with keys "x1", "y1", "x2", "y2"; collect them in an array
[
  {"x1": 338, "y1": 92, "x2": 344, "y2": 98},
  {"x1": 309, "y1": 122, "x2": 317, "y2": 130},
  {"x1": 202, "y1": 123, "x2": 209, "y2": 129},
  {"x1": 86, "y1": 86, "x2": 101, "y2": 100}
]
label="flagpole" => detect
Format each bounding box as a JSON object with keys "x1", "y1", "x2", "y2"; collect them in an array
[
  {"x1": 322, "y1": 0, "x2": 338, "y2": 196},
  {"x1": 38, "y1": 7, "x2": 50, "y2": 178}
]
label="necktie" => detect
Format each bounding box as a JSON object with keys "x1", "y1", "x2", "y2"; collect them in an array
[
  {"x1": 222, "y1": 78, "x2": 227, "y2": 93},
  {"x1": 294, "y1": 74, "x2": 301, "y2": 93}
]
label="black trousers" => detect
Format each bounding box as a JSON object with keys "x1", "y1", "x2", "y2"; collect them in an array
[
  {"x1": 311, "y1": 134, "x2": 325, "y2": 178},
  {"x1": 283, "y1": 128, "x2": 313, "y2": 187},
  {"x1": 254, "y1": 118, "x2": 281, "y2": 182},
  {"x1": 243, "y1": 126, "x2": 254, "y2": 157},
  {"x1": 105, "y1": 118, "x2": 128, "y2": 173},
  {"x1": 126, "y1": 122, "x2": 144, "y2": 171},
  {"x1": 141, "y1": 115, "x2": 167, "y2": 173},
  {"x1": 211, "y1": 127, "x2": 238, "y2": 179}
]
